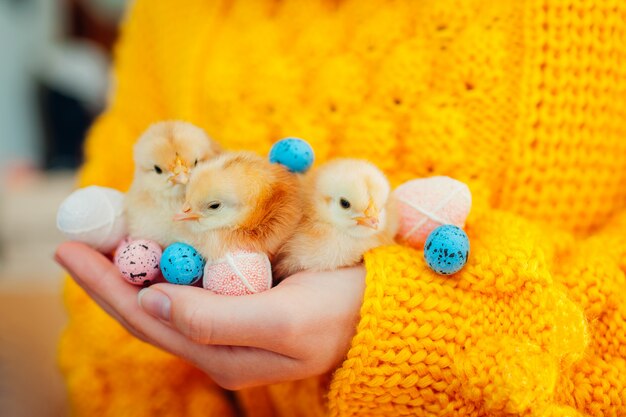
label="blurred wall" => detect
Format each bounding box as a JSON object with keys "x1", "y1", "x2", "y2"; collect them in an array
[
  {"x1": 0, "y1": 2, "x2": 125, "y2": 417},
  {"x1": 0, "y1": 0, "x2": 124, "y2": 179},
  {"x1": 0, "y1": 0, "x2": 59, "y2": 171}
]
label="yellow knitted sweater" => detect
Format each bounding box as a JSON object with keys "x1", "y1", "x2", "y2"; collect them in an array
[{"x1": 59, "y1": 0, "x2": 626, "y2": 416}]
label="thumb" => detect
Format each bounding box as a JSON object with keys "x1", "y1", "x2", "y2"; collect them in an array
[{"x1": 138, "y1": 283, "x2": 292, "y2": 351}]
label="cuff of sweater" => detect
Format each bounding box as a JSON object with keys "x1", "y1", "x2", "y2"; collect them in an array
[{"x1": 326, "y1": 211, "x2": 589, "y2": 417}]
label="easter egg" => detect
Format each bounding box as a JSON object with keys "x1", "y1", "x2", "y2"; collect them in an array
[
  {"x1": 160, "y1": 243, "x2": 205, "y2": 285},
  {"x1": 393, "y1": 176, "x2": 472, "y2": 249},
  {"x1": 269, "y1": 137, "x2": 315, "y2": 173},
  {"x1": 114, "y1": 239, "x2": 162, "y2": 286},
  {"x1": 115, "y1": 236, "x2": 133, "y2": 253},
  {"x1": 56, "y1": 186, "x2": 127, "y2": 253},
  {"x1": 203, "y1": 250, "x2": 272, "y2": 296},
  {"x1": 424, "y1": 225, "x2": 470, "y2": 275}
]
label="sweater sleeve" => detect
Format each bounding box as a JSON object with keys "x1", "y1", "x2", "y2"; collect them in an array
[
  {"x1": 76, "y1": 0, "x2": 173, "y2": 191},
  {"x1": 77, "y1": 0, "x2": 227, "y2": 190},
  {"x1": 326, "y1": 206, "x2": 626, "y2": 417}
]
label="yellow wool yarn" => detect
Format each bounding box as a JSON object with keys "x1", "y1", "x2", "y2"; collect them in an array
[{"x1": 59, "y1": 0, "x2": 626, "y2": 416}]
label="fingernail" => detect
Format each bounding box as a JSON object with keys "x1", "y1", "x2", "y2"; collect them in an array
[{"x1": 138, "y1": 288, "x2": 171, "y2": 321}]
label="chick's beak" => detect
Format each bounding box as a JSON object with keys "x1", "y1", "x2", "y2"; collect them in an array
[
  {"x1": 169, "y1": 172, "x2": 189, "y2": 185},
  {"x1": 168, "y1": 156, "x2": 190, "y2": 185},
  {"x1": 354, "y1": 200, "x2": 379, "y2": 229},
  {"x1": 173, "y1": 202, "x2": 200, "y2": 221},
  {"x1": 355, "y1": 216, "x2": 379, "y2": 229}
]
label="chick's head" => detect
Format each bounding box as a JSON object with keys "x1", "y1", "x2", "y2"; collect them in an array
[
  {"x1": 175, "y1": 152, "x2": 294, "y2": 233},
  {"x1": 312, "y1": 159, "x2": 391, "y2": 237},
  {"x1": 133, "y1": 121, "x2": 221, "y2": 197}
]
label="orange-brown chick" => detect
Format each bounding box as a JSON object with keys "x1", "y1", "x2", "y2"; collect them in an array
[
  {"x1": 273, "y1": 159, "x2": 397, "y2": 281},
  {"x1": 125, "y1": 121, "x2": 221, "y2": 246},
  {"x1": 174, "y1": 151, "x2": 302, "y2": 261}
]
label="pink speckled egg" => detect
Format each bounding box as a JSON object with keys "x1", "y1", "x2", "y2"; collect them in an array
[
  {"x1": 393, "y1": 176, "x2": 472, "y2": 249},
  {"x1": 114, "y1": 239, "x2": 163, "y2": 286},
  {"x1": 203, "y1": 250, "x2": 272, "y2": 296},
  {"x1": 115, "y1": 236, "x2": 132, "y2": 254}
]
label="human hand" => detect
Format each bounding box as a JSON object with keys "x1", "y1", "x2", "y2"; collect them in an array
[{"x1": 55, "y1": 242, "x2": 366, "y2": 389}]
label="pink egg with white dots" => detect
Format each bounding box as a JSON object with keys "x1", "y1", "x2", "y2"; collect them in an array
[
  {"x1": 114, "y1": 239, "x2": 163, "y2": 286},
  {"x1": 203, "y1": 250, "x2": 272, "y2": 296}
]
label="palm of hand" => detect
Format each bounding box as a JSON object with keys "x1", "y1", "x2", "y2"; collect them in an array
[{"x1": 55, "y1": 242, "x2": 365, "y2": 389}]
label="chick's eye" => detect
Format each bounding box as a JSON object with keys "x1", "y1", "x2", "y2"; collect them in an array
[
  {"x1": 207, "y1": 202, "x2": 221, "y2": 210},
  {"x1": 194, "y1": 159, "x2": 198, "y2": 167},
  {"x1": 154, "y1": 165, "x2": 163, "y2": 174},
  {"x1": 339, "y1": 198, "x2": 351, "y2": 209}
]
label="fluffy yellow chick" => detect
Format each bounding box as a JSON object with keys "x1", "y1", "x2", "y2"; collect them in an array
[
  {"x1": 125, "y1": 121, "x2": 222, "y2": 246},
  {"x1": 174, "y1": 151, "x2": 302, "y2": 260},
  {"x1": 273, "y1": 158, "x2": 397, "y2": 281}
]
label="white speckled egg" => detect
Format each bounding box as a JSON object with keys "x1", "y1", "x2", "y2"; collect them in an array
[{"x1": 56, "y1": 186, "x2": 127, "y2": 253}]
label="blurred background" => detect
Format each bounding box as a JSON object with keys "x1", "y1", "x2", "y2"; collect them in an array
[{"x1": 0, "y1": 0, "x2": 125, "y2": 416}]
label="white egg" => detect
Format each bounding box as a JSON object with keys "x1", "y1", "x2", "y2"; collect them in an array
[{"x1": 56, "y1": 186, "x2": 127, "y2": 253}]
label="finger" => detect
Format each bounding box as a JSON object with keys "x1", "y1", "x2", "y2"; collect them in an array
[
  {"x1": 69, "y1": 275, "x2": 127, "y2": 327},
  {"x1": 55, "y1": 242, "x2": 197, "y2": 352},
  {"x1": 79, "y1": 284, "x2": 158, "y2": 344},
  {"x1": 55, "y1": 242, "x2": 133, "y2": 323},
  {"x1": 55, "y1": 243, "x2": 315, "y2": 387},
  {"x1": 138, "y1": 283, "x2": 300, "y2": 352},
  {"x1": 194, "y1": 345, "x2": 311, "y2": 390},
  {"x1": 55, "y1": 242, "x2": 175, "y2": 331}
]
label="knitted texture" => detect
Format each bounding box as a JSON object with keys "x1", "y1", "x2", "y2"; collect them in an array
[{"x1": 59, "y1": 0, "x2": 626, "y2": 416}]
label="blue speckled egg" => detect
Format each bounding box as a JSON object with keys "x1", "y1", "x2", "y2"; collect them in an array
[
  {"x1": 269, "y1": 137, "x2": 315, "y2": 173},
  {"x1": 160, "y1": 242, "x2": 205, "y2": 285},
  {"x1": 424, "y1": 225, "x2": 470, "y2": 275}
]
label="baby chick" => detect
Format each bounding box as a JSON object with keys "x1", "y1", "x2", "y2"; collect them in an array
[
  {"x1": 273, "y1": 158, "x2": 397, "y2": 280},
  {"x1": 125, "y1": 121, "x2": 222, "y2": 246},
  {"x1": 174, "y1": 151, "x2": 302, "y2": 260}
]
